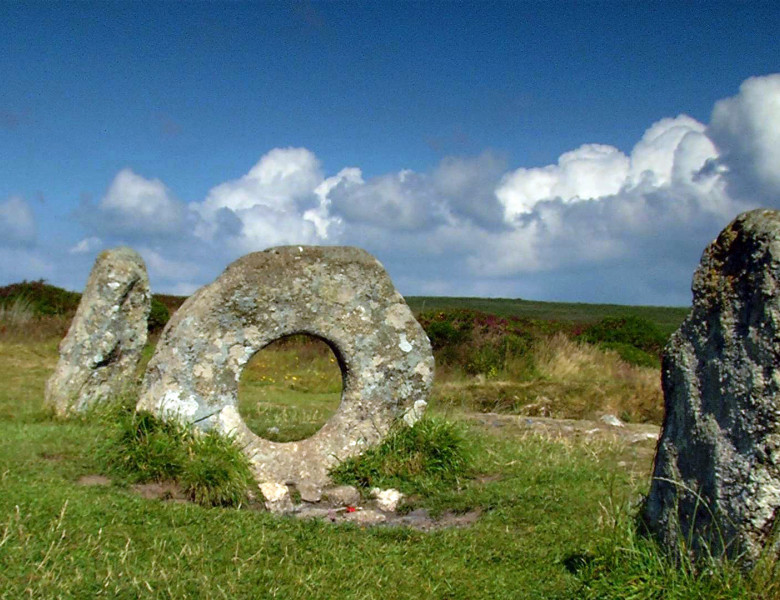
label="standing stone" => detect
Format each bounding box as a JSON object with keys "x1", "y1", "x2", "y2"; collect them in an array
[
  {"x1": 136, "y1": 246, "x2": 434, "y2": 488},
  {"x1": 45, "y1": 247, "x2": 150, "y2": 416},
  {"x1": 644, "y1": 209, "x2": 780, "y2": 563}
]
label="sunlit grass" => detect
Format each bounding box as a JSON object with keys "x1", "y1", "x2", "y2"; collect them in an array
[
  {"x1": 432, "y1": 333, "x2": 663, "y2": 424},
  {"x1": 238, "y1": 335, "x2": 343, "y2": 442}
]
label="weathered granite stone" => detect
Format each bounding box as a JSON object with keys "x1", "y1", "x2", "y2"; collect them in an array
[
  {"x1": 297, "y1": 481, "x2": 323, "y2": 503},
  {"x1": 644, "y1": 209, "x2": 780, "y2": 563},
  {"x1": 371, "y1": 487, "x2": 404, "y2": 512},
  {"x1": 137, "y1": 246, "x2": 434, "y2": 488},
  {"x1": 323, "y1": 485, "x2": 361, "y2": 507},
  {"x1": 45, "y1": 247, "x2": 150, "y2": 416},
  {"x1": 259, "y1": 482, "x2": 293, "y2": 514}
]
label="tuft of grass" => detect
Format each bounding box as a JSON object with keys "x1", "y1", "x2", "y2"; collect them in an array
[
  {"x1": 96, "y1": 407, "x2": 253, "y2": 507},
  {"x1": 180, "y1": 430, "x2": 254, "y2": 507},
  {"x1": 98, "y1": 408, "x2": 189, "y2": 482},
  {"x1": 573, "y1": 503, "x2": 780, "y2": 599},
  {"x1": 330, "y1": 416, "x2": 473, "y2": 497}
]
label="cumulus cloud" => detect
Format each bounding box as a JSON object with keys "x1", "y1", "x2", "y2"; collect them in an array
[
  {"x1": 329, "y1": 168, "x2": 446, "y2": 231},
  {"x1": 708, "y1": 74, "x2": 780, "y2": 201},
  {"x1": 0, "y1": 196, "x2": 36, "y2": 246},
  {"x1": 193, "y1": 147, "x2": 337, "y2": 250},
  {"x1": 62, "y1": 73, "x2": 780, "y2": 305},
  {"x1": 81, "y1": 168, "x2": 190, "y2": 238},
  {"x1": 497, "y1": 144, "x2": 630, "y2": 219}
]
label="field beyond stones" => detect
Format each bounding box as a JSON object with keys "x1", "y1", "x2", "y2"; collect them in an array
[{"x1": 0, "y1": 284, "x2": 777, "y2": 598}]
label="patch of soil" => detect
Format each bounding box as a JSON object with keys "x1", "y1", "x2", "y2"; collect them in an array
[
  {"x1": 293, "y1": 504, "x2": 482, "y2": 531},
  {"x1": 40, "y1": 452, "x2": 67, "y2": 462},
  {"x1": 131, "y1": 481, "x2": 189, "y2": 503},
  {"x1": 77, "y1": 474, "x2": 111, "y2": 486}
]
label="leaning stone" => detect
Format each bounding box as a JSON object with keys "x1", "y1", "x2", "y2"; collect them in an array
[
  {"x1": 259, "y1": 482, "x2": 294, "y2": 514},
  {"x1": 45, "y1": 247, "x2": 150, "y2": 416},
  {"x1": 644, "y1": 209, "x2": 780, "y2": 563},
  {"x1": 137, "y1": 246, "x2": 434, "y2": 488},
  {"x1": 371, "y1": 487, "x2": 404, "y2": 512},
  {"x1": 323, "y1": 485, "x2": 361, "y2": 507}
]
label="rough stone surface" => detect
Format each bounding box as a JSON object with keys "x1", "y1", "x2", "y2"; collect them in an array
[
  {"x1": 259, "y1": 482, "x2": 293, "y2": 514},
  {"x1": 297, "y1": 482, "x2": 323, "y2": 503},
  {"x1": 371, "y1": 487, "x2": 404, "y2": 512},
  {"x1": 600, "y1": 414, "x2": 625, "y2": 428},
  {"x1": 137, "y1": 246, "x2": 434, "y2": 487},
  {"x1": 45, "y1": 247, "x2": 150, "y2": 416},
  {"x1": 323, "y1": 485, "x2": 361, "y2": 507},
  {"x1": 644, "y1": 210, "x2": 780, "y2": 563}
]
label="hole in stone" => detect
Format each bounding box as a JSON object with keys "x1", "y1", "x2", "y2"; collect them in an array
[{"x1": 238, "y1": 334, "x2": 344, "y2": 443}]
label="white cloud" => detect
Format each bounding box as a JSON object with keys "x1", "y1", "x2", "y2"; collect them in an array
[
  {"x1": 194, "y1": 147, "x2": 338, "y2": 250},
  {"x1": 497, "y1": 144, "x2": 630, "y2": 219},
  {"x1": 69, "y1": 236, "x2": 102, "y2": 254},
  {"x1": 0, "y1": 196, "x2": 36, "y2": 246},
  {"x1": 708, "y1": 74, "x2": 780, "y2": 200},
  {"x1": 60, "y1": 73, "x2": 780, "y2": 305},
  {"x1": 328, "y1": 168, "x2": 447, "y2": 231},
  {"x1": 87, "y1": 168, "x2": 189, "y2": 237},
  {"x1": 137, "y1": 247, "x2": 201, "y2": 282}
]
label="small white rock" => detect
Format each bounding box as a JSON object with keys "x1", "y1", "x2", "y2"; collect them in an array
[
  {"x1": 600, "y1": 414, "x2": 625, "y2": 428},
  {"x1": 259, "y1": 482, "x2": 294, "y2": 514},
  {"x1": 402, "y1": 399, "x2": 428, "y2": 427},
  {"x1": 371, "y1": 487, "x2": 404, "y2": 512}
]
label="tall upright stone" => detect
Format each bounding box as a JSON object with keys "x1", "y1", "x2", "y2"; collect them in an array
[
  {"x1": 45, "y1": 247, "x2": 151, "y2": 416},
  {"x1": 644, "y1": 209, "x2": 780, "y2": 563}
]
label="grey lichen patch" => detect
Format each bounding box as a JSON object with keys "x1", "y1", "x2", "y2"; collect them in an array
[
  {"x1": 45, "y1": 247, "x2": 151, "y2": 416},
  {"x1": 137, "y1": 246, "x2": 434, "y2": 488},
  {"x1": 644, "y1": 209, "x2": 780, "y2": 564}
]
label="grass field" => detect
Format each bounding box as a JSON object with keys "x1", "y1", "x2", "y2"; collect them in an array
[
  {"x1": 0, "y1": 289, "x2": 776, "y2": 598},
  {"x1": 406, "y1": 296, "x2": 690, "y2": 337}
]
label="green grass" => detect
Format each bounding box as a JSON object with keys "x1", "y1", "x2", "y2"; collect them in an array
[
  {"x1": 1, "y1": 307, "x2": 777, "y2": 598},
  {"x1": 238, "y1": 336, "x2": 342, "y2": 442},
  {"x1": 93, "y1": 404, "x2": 254, "y2": 508},
  {"x1": 330, "y1": 417, "x2": 473, "y2": 501},
  {"x1": 407, "y1": 296, "x2": 690, "y2": 337}
]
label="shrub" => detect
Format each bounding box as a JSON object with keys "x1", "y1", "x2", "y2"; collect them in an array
[
  {"x1": 418, "y1": 309, "x2": 538, "y2": 377},
  {"x1": 148, "y1": 297, "x2": 171, "y2": 332},
  {"x1": 330, "y1": 416, "x2": 473, "y2": 496},
  {"x1": 580, "y1": 316, "x2": 667, "y2": 366},
  {"x1": 0, "y1": 279, "x2": 80, "y2": 316}
]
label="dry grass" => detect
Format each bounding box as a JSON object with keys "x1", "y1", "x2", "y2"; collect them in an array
[
  {"x1": 0, "y1": 298, "x2": 71, "y2": 342},
  {"x1": 432, "y1": 333, "x2": 663, "y2": 424}
]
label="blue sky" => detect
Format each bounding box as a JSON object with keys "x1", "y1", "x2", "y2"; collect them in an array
[{"x1": 1, "y1": 1, "x2": 779, "y2": 305}]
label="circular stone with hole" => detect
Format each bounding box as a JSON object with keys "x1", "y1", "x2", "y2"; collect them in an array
[{"x1": 136, "y1": 246, "x2": 434, "y2": 487}]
